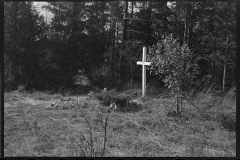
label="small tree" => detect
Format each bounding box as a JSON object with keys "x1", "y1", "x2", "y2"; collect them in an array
[{"x1": 147, "y1": 35, "x2": 199, "y2": 115}]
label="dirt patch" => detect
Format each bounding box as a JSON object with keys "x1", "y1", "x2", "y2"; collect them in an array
[
  {"x1": 21, "y1": 98, "x2": 49, "y2": 106},
  {"x1": 5, "y1": 97, "x2": 50, "y2": 108},
  {"x1": 67, "y1": 96, "x2": 88, "y2": 101},
  {"x1": 4, "y1": 94, "x2": 89, "y2": 108}
]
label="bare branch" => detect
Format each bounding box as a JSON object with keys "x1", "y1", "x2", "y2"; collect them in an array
[{"x1": 71, "y1": 137, "x2": 87, "y2": 157}]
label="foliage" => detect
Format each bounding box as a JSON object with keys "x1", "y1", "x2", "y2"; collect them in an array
[
  {"x1": 88, "y1": 65, "x2": 114, "y2": 89},
  {"x1": 174, "y1": 2, "x2": 236, "y2": 90},
  {"x1": 4, "y1": 1, "x2": 235, "y2": 93},
  {"x1": 147, "y1": 35, "x2": 199, "y2": 114},
  {"x1": 4, "y1": 2, "x2": 47, "y2": 90}
]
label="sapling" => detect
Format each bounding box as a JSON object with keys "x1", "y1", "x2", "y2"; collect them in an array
[{"x1": 147, "y1": 35, "x2": 199, "y2": 115}]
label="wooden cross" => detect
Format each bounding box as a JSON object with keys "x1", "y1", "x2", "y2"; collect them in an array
[{"x1": 137, "y1": 47, "x2": 152, "y2": 97}]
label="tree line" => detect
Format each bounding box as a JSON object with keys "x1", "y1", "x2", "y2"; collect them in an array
[{"x1": 4, "y1": 1, "x2": 236, "y2": 92}]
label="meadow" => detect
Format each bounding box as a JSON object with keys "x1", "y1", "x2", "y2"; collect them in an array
[{"x1": 4, "y1": 86, "x2": 236, "y2": 157}]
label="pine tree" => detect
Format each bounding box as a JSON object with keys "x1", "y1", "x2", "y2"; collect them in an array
[{"x1": 4, "y1": 2, "x2": 47, "y2": 90}]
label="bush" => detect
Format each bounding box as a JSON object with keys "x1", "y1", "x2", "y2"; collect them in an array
[
  {"x1": 147, "y1": 35, "x2": 199, "y2": 115},
  {"x1": 94, "y1": 89, "x2": 137, "y2": 111}
]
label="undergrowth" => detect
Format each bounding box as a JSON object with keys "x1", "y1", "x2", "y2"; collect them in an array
[{"x1": 4, "y1": 86, "x2": 236, "y2": 157}]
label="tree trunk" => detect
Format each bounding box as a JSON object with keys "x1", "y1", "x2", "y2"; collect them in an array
[
  {"x1": 70, "y1": 64, "x2": 73, "y2": 77},
  {"x1": 109, "y1": 20, "x2": 112, "y2": 49},
  {"x1": 131, "y1": 1, "x2": 134, "y2": 40},
  {"x1": 109, "y1": 4, "x2": 112, "y2": 49},
  {"x1": 183, "y1": 9, "x2": 187, "y2": 44},
  {"x1": 223, "y1": 34, "x2": 229, "y2": 91},
  {"x1": 130, "y1": 62, "x2": 133, "y2": 87},
  {"x1": 116, "y1": 21, "x2": 119, "y2": 45},
  {"x1": 183, "y1": 3, "x2": 192, "y2": 45},
  {"x1": 164, "y1": 2, "x2": 167, "y2": 38},
  {"x1": 112, "y1": 20, "x2": 116, "y2": 47},
  {"x1": 121, "y1": 1, "x2": 128, "y2": 50},
  {"x1": 119, "y1": 1, "x2": 128, "y2": 83},
  {"x1": 130, "y1": 1, "x2": 134, "y2": 87},
  {"x1": 187, "y1": 4, "x2": 193, "y2": 45}
]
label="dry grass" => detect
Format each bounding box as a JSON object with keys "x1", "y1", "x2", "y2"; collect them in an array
[{"x1": 4, "y1": 87, "x2": 236, "y2": 157}]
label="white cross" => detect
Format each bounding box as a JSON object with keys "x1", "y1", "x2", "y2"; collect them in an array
[{"x1": 137, "y1": 47, "x2": 152, "y2": 97}]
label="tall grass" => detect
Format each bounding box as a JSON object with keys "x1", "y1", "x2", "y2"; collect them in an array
[{"x1": 4, "y1": 85, "x2": 236, "y2": 157}]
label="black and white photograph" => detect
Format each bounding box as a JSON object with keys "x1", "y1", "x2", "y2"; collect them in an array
[{"x1": 4, "y1": 1, "x2": 236, "y2": 157}]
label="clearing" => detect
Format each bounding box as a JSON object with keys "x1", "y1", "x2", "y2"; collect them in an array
[{"x1": 4, "y1": 90, "x2": 236, "y2": 157}]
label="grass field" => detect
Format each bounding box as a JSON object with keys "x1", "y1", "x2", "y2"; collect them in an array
[{"x1": 4, "y1": 87, "x2": 236, "y2": 157}]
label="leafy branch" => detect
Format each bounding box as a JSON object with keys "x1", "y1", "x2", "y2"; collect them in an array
[{"x1": 147, "y1": 35, "x2": 199, "y2": 115}]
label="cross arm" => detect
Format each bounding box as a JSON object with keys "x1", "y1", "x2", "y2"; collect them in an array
[{"x1": 137, "y1": 61, "x2": 151, "y2": 65}]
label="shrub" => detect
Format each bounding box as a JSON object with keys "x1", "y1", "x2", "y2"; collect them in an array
[
  {"x1": 94, "y1": 89, "x2": 137, "y2": 111},
  {"x1": 70, "y1": 101, "x2": 111, "y2": 157},
  {"x1": 147, "y1": 35, "x2": 199, "y2": 115}
]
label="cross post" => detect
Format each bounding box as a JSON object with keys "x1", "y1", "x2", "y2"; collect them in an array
[{"x1": 137, "y1": 47, "x2": 151, "y2": 97}]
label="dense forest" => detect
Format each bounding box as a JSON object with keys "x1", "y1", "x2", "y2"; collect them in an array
[{"x1": 4, "y1": 1, "x2": 236, "y2": 92}]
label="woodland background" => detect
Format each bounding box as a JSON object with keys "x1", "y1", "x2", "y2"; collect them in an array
[{"x1": 4, "y1": 1, "x2": 236, "y2": 92}]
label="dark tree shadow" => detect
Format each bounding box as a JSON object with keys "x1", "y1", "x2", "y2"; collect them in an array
[{"x1": 117, "y1": 102, "x2": 143, "y2": 113}]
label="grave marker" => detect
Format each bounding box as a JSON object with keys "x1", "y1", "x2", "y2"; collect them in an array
[{"x1": 137, "y1": 47, "x2": 152, "y2": 97}]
